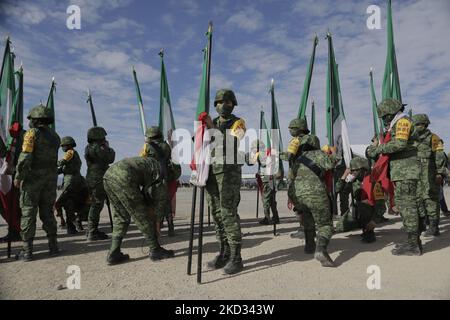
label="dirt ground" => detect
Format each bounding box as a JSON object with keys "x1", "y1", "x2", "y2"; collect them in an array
[{"x1": 1, "y1": 187, "x2": 450, "y2": 300}]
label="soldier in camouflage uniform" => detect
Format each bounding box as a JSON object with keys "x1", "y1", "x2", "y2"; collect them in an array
[
  {"x1": 14, "y1": 104, "x2": 61, "y2": 261},
  {"x1": 367, "y1": 99, "x2": 421, "y2": 256},
  {"x1": 412, "y1": 114, "x2": 446, "y2": 237},
  {"x1": 281, "y1": 134, "x2": 339, "y2": 267},
  {"x1": 436, "y1": 140, "x2": 449, "y2": 216},
  {"x1": 283, "y1": 118, "x2": 311, "y2": 239},
  {"x1": 245, "y1": 140, "x2": 280, "y2": 225},
  {"x1": 204, "y1": 89, "x2": 246, "y2": 275},
  {"x1": 140, "y1": 126, "x2": 176, "y2": 236},
  {"x1": 55, "y1": 136, "x2": 86, "y2": 234},
  {"x1": 85, "y1": 127, "x2": 115, "y2": 241},
  {"x1": 103, "y1": 156, "x2": 174, "y2": 265},
  {"x1": 336, "y1": 157, "x2": 377, "y2": 243}
]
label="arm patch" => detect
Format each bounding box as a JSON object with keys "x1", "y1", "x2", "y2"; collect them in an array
[
  {"x1": 63, "y1": 150, "x2": 74, "y2": 161},
  {"x1": 373, "y1": 182, "x2": 385, "y2": 201},
  {"x1": 230, "y1": 118, "x2": 246, "y2": 140},
  {"x1": 395, "y1": 118, "x2": 412, "y2": 141},
  {"x1": 22, "y1": 130, "x2": 35, "y2": 153},
  {"x1": 139, "y1": 143, "x2": 149, "y2": 158},
  {"x1": 287, "y1": 137, "x2": 300, "y2": 155},
  {"x1": 431, "y1": 134, "x2": 441, "y2": 152}
]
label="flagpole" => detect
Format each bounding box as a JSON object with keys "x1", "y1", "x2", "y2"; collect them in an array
[
  {"x1": 187, "y1": 186, "x2": 197, "y2": 275},
  {"x1": 132, "y1": 66, "x2": 147, "y2": 136},
  {"x1": 256, "y1": 108, "x2": 263, "y2": 219}
]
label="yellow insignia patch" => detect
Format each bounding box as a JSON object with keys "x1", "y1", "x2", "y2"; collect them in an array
[
  {"x1": 22, "y1": 130, "x2": 35, "y2": 153},
  {"x1": 395, "y1": 118, "x2": 411, "y2": 141},
  {"x1": 431, "y1": 134, "x2": 440, "y2": 152},
  {"x1": 63, "y1": 150, "x2": 74, "y2": 161},
  {"x1": 373, "y1": 182, "x2": 385, "y2": 201},
  {"x1": 287, "y1": 137, "x2": 300, "y2": 154},
  {"x1": 230, "y1": 118, "x2": 246, "y2": 140},
  {"x1": 139, "y1": 143, "x2": 149, "y2": 158}
]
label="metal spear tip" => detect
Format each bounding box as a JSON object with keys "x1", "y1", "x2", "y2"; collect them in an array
[
  {"x1": 159, "y1": 48, "x2": 164, "y2": 57},
  {"x1": 51, "y1": 76, "x2": 55, "y2": 82}
]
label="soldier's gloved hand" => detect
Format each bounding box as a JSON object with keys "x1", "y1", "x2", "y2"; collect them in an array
[{"x1": 14, "y1": 179, "x2": 21, "y2": 188}]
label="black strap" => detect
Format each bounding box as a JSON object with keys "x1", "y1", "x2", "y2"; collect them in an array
[
  {"x1": 295, "y1": 155, "x2": 323, "y2": 179},
  {"x1": 149, "y1": 141, "x2": 168, "y2": 179}
]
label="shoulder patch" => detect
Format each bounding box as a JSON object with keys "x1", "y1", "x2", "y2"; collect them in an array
[
  {"x1": 139, "y1": 143, "x2": 149, "y2": 158},
  {"x1": 287, "y1": 137, "x2": 301, "y2": 155},
  {"x1": 22, "y1": 130, "x2": 35, "y2": 153},
  {"x1": 230, "y1": 118, "x2": 246, "y2": 140},
  {"x1": 431, "y1": 134, "x2": 441, "y2": 152},
  {"x1": 63, "y1": 149, "x2": 74, "y2": 161},
  {"x1": 395, "y1": 118, "x2": 412, "y2": 141},
  {"x1": 373, "y1": 182, "x2": 385, "y2": 201}
]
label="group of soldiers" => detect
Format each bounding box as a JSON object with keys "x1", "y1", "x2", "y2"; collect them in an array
[{"x1": 1, "y1": 89, "x2": 449, "y2": 274}]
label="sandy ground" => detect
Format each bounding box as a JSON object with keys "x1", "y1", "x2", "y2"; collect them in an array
[{"x1": 1, "y1": 187, "x2": 450, "y2": 300}]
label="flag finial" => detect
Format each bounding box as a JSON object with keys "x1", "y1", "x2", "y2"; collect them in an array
[
  {"x1": 208, "y1": 21, "x2": 213, "y2": 33},
  {"x1": 159, "y1": 48, "x2": 164, "y2": 58}
]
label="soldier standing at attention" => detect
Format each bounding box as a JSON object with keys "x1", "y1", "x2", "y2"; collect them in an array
[
  {"x1": 85, "y1": 127, "x2": 115, "y2": 241},
  {"x1": 14, "y1": 104, "x2": 61, "y2": 261}
]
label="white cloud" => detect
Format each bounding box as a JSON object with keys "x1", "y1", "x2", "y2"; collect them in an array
[
  {"x1": 0, "y1": 2, "x2": 47, "y2": 25},
  {"x1": 226, "y1": 7, "x2": 264, "y2": 32}
]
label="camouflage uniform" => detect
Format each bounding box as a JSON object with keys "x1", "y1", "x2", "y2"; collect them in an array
[
  {"x1": 206, "y1": 89, "x2": 245, "y2": 275},
  {"x1": 140, "y1": 126, "x2": 176, "y2": 236},
  {"x1": 245, "y1": 140, "x2": 279, "y2": 225},
  {"x1": 436, "y1": 143, "x2": 449, "y2": 215},
  {"x1": 14, "y1": 104, "x2": 60, "y2": 261},
  {"x1": 367, "y1": 99, "x2": 421, "y2": 255},
  {"x1": 85, "y1": 127, "x2": 115, "y2": 240},
  {"x1": 412, "y1": 114, "x2": 446, "y2": 236},
  {"x1": 335, "y1": 163, "x2": 352, "y2": 216},
  {"x1": 55, "y1": 136, "x2": 85, "y2": 234},
  {"x1": 287, "y1": 134, "x2": 339, "y2": 267},
  {"x1": 103, "y1": 156, "x2": 173, "y2": 265}
]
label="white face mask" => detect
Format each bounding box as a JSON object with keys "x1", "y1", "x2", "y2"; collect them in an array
[{"x1": 345, "y1": 174, "x2": 356, "y2": 183}]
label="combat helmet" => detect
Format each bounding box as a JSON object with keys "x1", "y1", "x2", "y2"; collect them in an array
[
  {"x1": 350, "y1": 157, "x2": 370, "y2": 171},
  {"x1": 377, "y1": 98, "x2": 404, "y2": 118},
  {"x1": 27, "y1": 104, "x2": 54, "y2": 120},
  {"x1": 214, "y1": 89, "x2": 238, "y2": 107},
  {"x1": 87, "y1": 126, "x2": 107, "y2": 141},
  {"x1": 288, "y1": 118, "x2": 310, "y2": 133},
  {"x1": 412, "y1": 114, "x2": 430, "y2": 126},
  {"x1": 60, "y1": 136, "x2": 76, "y2": 147},
  {"x1": 299, "y1": 134, "x2": 320, "y2": 150},
  {"x1": 145, "y1": 126, "x2": 162, "y2": 139}
]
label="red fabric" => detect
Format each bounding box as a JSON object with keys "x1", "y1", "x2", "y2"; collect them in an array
[
  {"x1": 0, "y1": 186, "x2": 21, "y2": 232},
  {"x1": 9, "y1": 122, "x2": 21, "y2": 138},
  {"x1": 255, "y1": 173, "x2": 263, "y2": 196},
  {"x1": 190, "y1": 112, "x2": 208, "y2": 171},
  {"x1": 361, "y1": 175, "x2": 375, "y2": 206}
]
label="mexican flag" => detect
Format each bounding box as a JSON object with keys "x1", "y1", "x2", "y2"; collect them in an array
[
  {"x1": 382, "y1": 0, "x2": 402, "y2": 103},
  {"x1": 369, "y1": 68, "x2": 382, "y2": 138},
  {"x1": 325, "y1": 32, "x2": 352, "y2": 167},
  {"x1": 0, "y1": 36, "x2": 15, "y2": 194},
  {"x1": 310, "y1": 100, "x2": 316, "y2": 135},
  {"x1": 269, "y1": 79, "x2": 283, "y2": 178},
  {"x1": 190, "y1": 23, "x2": 212, "y2": 187},
  {"x1": 297, "y1": 35, "x2": 318, "y2": 119},
  {"x1": 158, "y1": 50, "x2": 176, "y2": 143},
  {"x1": 132, "y1": 67, "x2": 147, "y2": 136},
  {"x1": 46, "y1": 77, "x2": 56, "y2": 130}
]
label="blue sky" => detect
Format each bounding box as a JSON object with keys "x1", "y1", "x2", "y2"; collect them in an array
[{"x1": 1, "y1": 0, "x2": 450, "y2": 174}]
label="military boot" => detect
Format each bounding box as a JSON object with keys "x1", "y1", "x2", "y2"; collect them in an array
[
  {"x1": 391, "y1": 232, "x2": 422, "y2": 256},
  {"x1": 424, "y1": 219, "x2": 440, "y2": 237},
  {"x1": 259, "y1": 209, "x2": 271, "y2": 225},
  {"x1": 223, "y1": 244, "x2": 244, "y2": 275},
  {"x1": 271, "y1": 204, "x2": 280, "y2": 224},
  {"x1": 418, "y1": 216, "x2": 427, "y2": 234},
  {"x1": 48, "y1": 235, "x2": 60, "y2": 257},
  {"x1": 16, "y1": 239, "x2": 33, "y2": 262},
  {"x1": 304, "y1": 230, "x2": 316, "y2": 254},
  {"x1": 107, "y1": 237, "x2": 130, "y2": 265},
  {"x1": 207, "y1": 241, "x2": 231, "y2": 269},
  {"x1": 150, "y1": 244, "x2": 175, "y2": 261},
  {"x1": 87, "y1": 229, "x2": 109, "y2": 241},
  {"x1": 76, "y1": 217, "x2": 84, "y2": 232},
  {"x1": 66, "y1": 221, "x2": 78, "y2": 235},
  {"x1": 314, "y1": 237, "x2": 335, "y2": 267},
  {"x1": 167, "y1": 216, "x2": 175, "y2": 237},
  {"x1": 361, "y1": 230, "x2": 376, "y2": 243}
]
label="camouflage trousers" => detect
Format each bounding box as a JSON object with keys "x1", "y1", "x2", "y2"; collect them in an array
[
  {"x1": 417, "y1": 197, "x2": 440, "y2": 221},
  {"x1": 261, "y1": 181, "x2": 278, "y2": 219},
  {"x1": 338, "y1": 183, "x2": 352, "y2": 216},
  {"x1": 103, "y1": 178, "x2": 158, "y2": 250},
  {"x1": 87, "y1": 179, "x2": 107, "y2": 233},
  {"x1": 205, "y1": 171, "x2": 242, "y2": 247},
  {"x1": 394, "y1": 180, "x2": 419, "y2": 233},
  {"x1": 20, "y1": 173, "x2": 58, "y2": 241},
  {"x1": 373, "y1": 199, "x2": 387, "y2": 222},
  {"x1": 294, "y1": 187, "x2": 333, "y2": 241}
]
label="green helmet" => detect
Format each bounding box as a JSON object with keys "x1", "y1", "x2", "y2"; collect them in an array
[
  {"x1": 27, "y1": 104, "x2": 54, "y2": 120},
  {"x1": 377, "y1": 98, "x2": 404, "y2": 117},
  {"x1": 214, "y1": 89, "x2": 238, "y2": 107},
  {"x1": 412, "y1": 114, "x2": 430, "y2": 126},
  {"x1": 350, "y1": 157, "x2": 370, "y2": 171},
  {"x1": 87, "y1": 126, "x2": 107, "y2": 141},
  {"x1": 288, "y1": 118, "x2": 310, "y2": 132},
  {"x1": 299, "y1": 134, "x2": 320, "y2": 150},
  {"x1": 145, "y1": 126, "x2": 162, "y2": 139},
  {"x1": 61, "y1": 136, "x2": 76, "y2": 147},
  {"x1": 251, "y1": 139, "x2": 265, "y2": 150}
]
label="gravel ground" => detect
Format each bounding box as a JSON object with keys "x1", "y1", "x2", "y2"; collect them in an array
[{"x1": 1, "y1": 187, "x2": 450, "y2": 300}]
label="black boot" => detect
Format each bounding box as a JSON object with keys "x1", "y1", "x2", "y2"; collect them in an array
[
  {"x1": 48, "y1": 235, "x2": 60, "y2": 257},
  {"x1": 391, "y1": 232, "x2": 422, "y2": 256},
  {"x1": 107, "y1": 237, "x2": 130, "y2": 265},
  {"x1": 259, "y1": 209, "x2": 271, "y2": 225},
  {"x1": 361, "y1": 230, "x2": 376, "y2": 243},
  {"x1": 150, "y1": 245, "x2": 175, "y2": 261},
  {"x1": 418, "y1": 216, "x2": 427, "y2": 234},
  {"x1": 304, "y1": 230, "x2": 316, "y2": 254},
  {"x1": 167, "y1": 216, "x2": 175, "y2": 237},
  {"x1": 0, "y1": 230, "x2": 21, "y2": 243},
  {"x1": 207, "y1": 241, "x2": 231, "y2": 269},
  {"x1": 314, "y1": 237, "x2": 335, "y2": 267},
  {"x1": 16, "y1": 239, "x2": 33, "y2": 262},
  {"x1": 87, "y1": 229, "x2": 109, "y2": 241},
  {"x1": 224, "y1": 245, "x2": 244, "y2": 275},
  {"x1": 66, "y1": 221, "x2": 78, "y2": 235},
  {"x1": 76, "y1": 218, "x2": 84, "y2": 232},
  {"x1": 424, "y1": 219, "x2": 440, "y2": 237}
]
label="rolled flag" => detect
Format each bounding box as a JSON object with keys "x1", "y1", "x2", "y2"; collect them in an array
[
  {"x1": 158, "y1": 49, "x2": 176, "y2": 144},
  {"x1": 132, "y1": 67, "x2": 147, "y2": 136},
  {"x1": 298, "y1": 35, "x2": 318, "y2": 119},
  {"x1": 46, "y1": 77, "x2": 56, "y2": 130}
]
